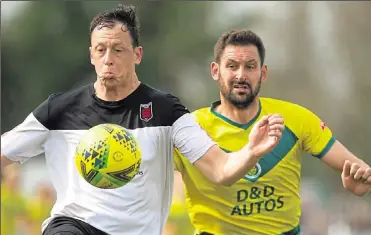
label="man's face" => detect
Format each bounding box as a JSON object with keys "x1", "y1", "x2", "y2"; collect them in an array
[
  {"x1": 211, "y1": 45, "x2": 267, "y2": 109},
  {"x1": 90, "y1": 22, "x2": 142, "y2": 88}
]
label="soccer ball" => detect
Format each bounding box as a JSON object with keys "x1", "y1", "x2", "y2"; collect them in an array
[{"x1": 75, "y1": 123, "x2": 142, "y2": 189}]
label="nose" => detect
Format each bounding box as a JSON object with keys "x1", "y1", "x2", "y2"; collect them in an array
[
  {"x1": 236, "y1": 67, "x2": 247, "y2": 81},
  {"x1": 103, "y1": 50, "x2": 114, "y2": 66}
]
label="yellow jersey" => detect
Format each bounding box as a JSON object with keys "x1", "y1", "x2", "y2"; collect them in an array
[{"x1": 174, "y1": 98, "x2": 335, "y2": 235}]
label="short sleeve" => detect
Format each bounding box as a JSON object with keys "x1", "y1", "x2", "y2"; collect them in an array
[
  {"x1": 1, "y1": 97, "x2": 51, "y2": 164},
  {"x1": 172, "y1": 113, "x2": 216, "y2": 164},
  {"x1": 167, "y1": 94, "x2": 216, "y2": 164},
  {"x1": 300, "y1": 107, "x2": 336, "y2": 159}
]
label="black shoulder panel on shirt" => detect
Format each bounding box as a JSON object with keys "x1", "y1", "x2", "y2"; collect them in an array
[
  {"x1": 32, "y1": 93, "x2": 57, "y2": 128},
  {"x1": 32, "y1": 83, "x2": 190, "y2": 130},
  {"x1": 33, "y1": 84, "x2": 92, "y2": 130},
  {"x1": 163, "y1": 93, "x2": 190, "y2": 125}
]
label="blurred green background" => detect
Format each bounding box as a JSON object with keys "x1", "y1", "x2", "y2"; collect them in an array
[{"x1": 1, "y1": 1, "x2": 371, "y2": 235}]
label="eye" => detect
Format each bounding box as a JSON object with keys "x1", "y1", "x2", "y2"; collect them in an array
[
  {"x1": 114, "y1": 48, "x2": 123, "y2": 52},
  {"x1": 96, "y1": 47, "x2": 105, "y2": 53},
  {"x1": 247, "y1": 64, "x2": 256, "y2": 70},
  {"x1": 227, "y1": 64, "x2": 236, "y2": 69}
]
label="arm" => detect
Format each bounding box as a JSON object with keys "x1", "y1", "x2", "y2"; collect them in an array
[
  {"x1": 1, "y1": 131, "x2": 13, "y2": 168},
  {"x1": 173, "y1": 113, "x2": 283, "y2": 186},
  {"x1": 168, "y1": 94, "x2": 283, "y2": 186},
  {"x1": 321, "y1": 141, "x2": 371, "y2": 196},
  {"x1": 300, "y1": 106, "x2": 370, "y2": 196},
  {"x1": 321, "y1": 140, "x2": 369, "y2": 171},
  {"x1": 1, "y1": 153, "x2": 14, "y2": 168},
  {"x1": 1, "y1": 97, "x2": 51, "y2": 172},
  {"x1": 193, "y1": 144, "x2": 257, "y2": 186},
  {"x1": 1, "y1": 150, "x2": 14, "y2": 181},
  {"x1": 1, "y1": 113, "x2": 48, "y2": 166}
]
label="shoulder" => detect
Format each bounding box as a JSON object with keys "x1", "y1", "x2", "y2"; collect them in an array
[
  {"x1": 260, "y1": 97, "x2": 323, "y2": 135},
  {"x1": 33, "y1": 84, "x2": 91, "y2": 127},
  {"x1": 141, "y1": 83, "x2": 185, "y2": 106},
  {"x1": 260, "y1": 97, "x2": 315, "y2": 117},
  {"x1": 192, "y1": 107, "x2": 210, "y2": 117},
  {"x1": 48, "y1": 84, "x2": 91, "y2": 106},
  {"x1": 140, "y1": 83, "x2": 190, "y2": 125},
  {"x1": 191, "y1": 107, "x2": 213, "y2": 126}
]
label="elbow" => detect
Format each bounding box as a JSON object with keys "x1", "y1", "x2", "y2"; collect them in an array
[
  {"x1": 219, "y1": 180, "x2": 234, "y2": 187},
  {"x1": 211, "y1": 173, "x2": 235, "y2": 187},
  {"x1": 210, "y1": 161, "x2": 240, "y2": 187}
]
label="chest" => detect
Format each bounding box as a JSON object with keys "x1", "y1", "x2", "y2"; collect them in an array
[{"x1": 47, "y1": 125, "x2": 172, "y2": 162}]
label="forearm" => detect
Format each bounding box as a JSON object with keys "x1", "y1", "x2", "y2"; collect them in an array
[
  {"x1": 1, "y1": 154, "x2": 14, "y2": 169},
  {"x1": 340, "y1": 148, "x2": 369, "y2": 168},
  {"x1": 194, "y1": 144, "x2": 259, "y2": 186},
  {"x1": 334, "y1": 156, "x2": 369, "y2": 173},
  {"x1": 322, "y1": 140, "x2": 370, "y2": 172},
  {"x1": 217, "y1": 145, "x2": 259, "y2": 186}
]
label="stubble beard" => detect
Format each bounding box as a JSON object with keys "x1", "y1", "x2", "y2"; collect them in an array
[{"x1": 219, "y1": 73, "x2": 262, "y2": 109}]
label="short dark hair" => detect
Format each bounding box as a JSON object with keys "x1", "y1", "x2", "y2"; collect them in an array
[
  {"x1": 214, "y1": 30, "x2": 265, "y2": 66},
  {"x1": 89, "y1": 4, "x2": 140, "y2": 47}
]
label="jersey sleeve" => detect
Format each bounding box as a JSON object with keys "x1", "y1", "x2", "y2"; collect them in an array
[
  {"x1": 300, "y1": 106, "x2": 336, "y2": 158},
  {"x1": 167, "y1": 95, "x2": 216, "y2": 164},
  {"x1": 172, "y1": 113, "x2": 216, "y2": 164},
  {"x1": 1, "y1": 97, "x2": 51, "y2": 164}
]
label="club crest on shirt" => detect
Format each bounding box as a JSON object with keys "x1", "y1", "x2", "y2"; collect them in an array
[
  {"x1": 244, "y1": 163, "x2": 262, "y2": 180},
  {"x1": 139, "y1": 102, "x2": 153, "y2": 122}
]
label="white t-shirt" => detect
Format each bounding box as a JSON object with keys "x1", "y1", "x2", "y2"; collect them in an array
[{"x1": 1, "y1": 83, "x2": 215, "y2": 235}]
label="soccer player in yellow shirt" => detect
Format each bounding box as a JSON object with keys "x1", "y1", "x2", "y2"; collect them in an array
[{"x1": 174, "y1": 29, "x2": 371, "y2": 235}]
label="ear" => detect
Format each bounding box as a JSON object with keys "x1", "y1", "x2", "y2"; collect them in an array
[
  {"x1": 261, "y1": 64, "x2": 268, "y2": 82},
  {"x1": 134, "y1": 46, "x2": 143, "y2": 65},
  {"x1": 211, "y1": 62, "x2": 219, "y2": 81},
  {"x1": 89, "y1": 47, "x2": 94, "y2": 65}
]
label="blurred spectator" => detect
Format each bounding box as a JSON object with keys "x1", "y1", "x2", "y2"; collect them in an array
[
  {"x1": 1, "y1": 164, "x2": 28, "y2": 235},
  {"x1": 26, "y1": 182, "x2": 56, "y2": 235},
  {"x1": 346, "y1": 198, "x2": 371, "y2": 235},
  {"x1": 300, "y1": 179, "x2": 329, "y2": 235},
  {"x1": 301, "y1": 208, "x2": 330, "y2": 235}
]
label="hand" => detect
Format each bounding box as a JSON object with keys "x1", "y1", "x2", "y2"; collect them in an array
[
  {"x1": 247, "y1": 114, "x2": 284, "y2": 158},
  {"x1": 341, "y1": 160, "x2": 371, "y2": 197}
]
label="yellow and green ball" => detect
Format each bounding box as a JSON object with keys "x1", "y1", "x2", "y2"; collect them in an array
[{"x1": 75, "y1": 124, "x2": 142, "y2": 189}]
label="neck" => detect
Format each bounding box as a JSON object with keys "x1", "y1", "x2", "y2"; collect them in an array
[
  {"x1": 94, "y1": 74, "x2": 140, "y2": 101},
  {"x1": 215, "y1": 97, "x2": 260, "y2": 125}
]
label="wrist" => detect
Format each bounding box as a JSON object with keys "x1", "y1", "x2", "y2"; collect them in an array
[{"x1": 243, "y1": 144, "x2": 259, "y2": 160}]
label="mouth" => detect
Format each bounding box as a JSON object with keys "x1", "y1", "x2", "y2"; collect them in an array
[
  {"x1": 103, "y1": 72, "x2": 114, "y2": 75},
  {"x1": 101, "y1": 72, "x2": 115, "y2": 79},
  {"x1": 233, "y1": 84, "x2": 250, "y2": 92}
]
